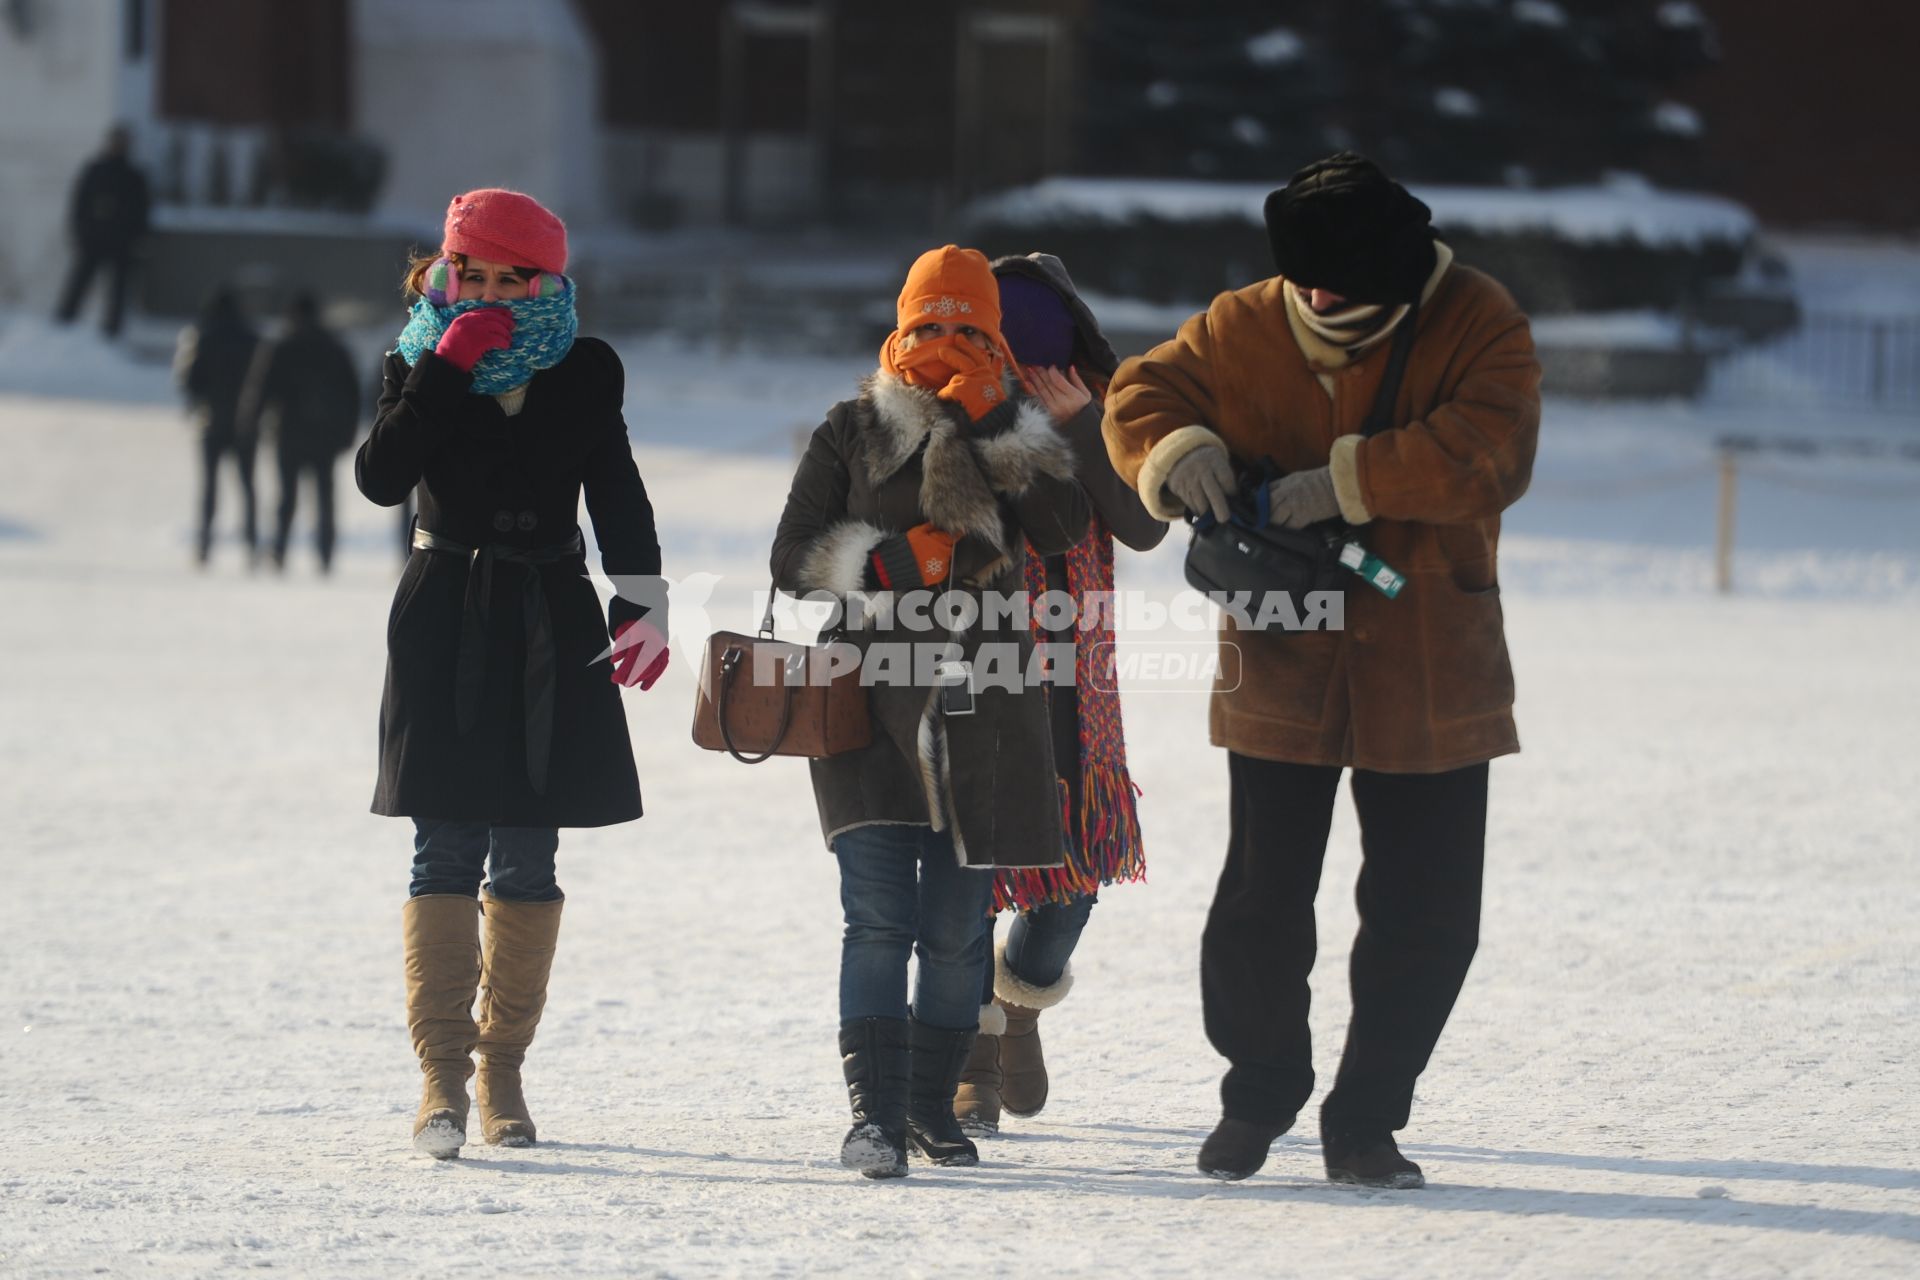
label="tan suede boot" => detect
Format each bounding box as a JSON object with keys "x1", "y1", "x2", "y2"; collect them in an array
[
  {"x1": 474, "y1": 893, "x2": 564, "y2": 1146},
  {"x1": 403, "y1": 894, "x2": 481, "y2": 1159},
  {"x1": 953, "y1": 1002, "x2": 1006, "y2": 1137},
  {"x1": 995, "y1": 942, "x2": 1074, "y2": 1119}
]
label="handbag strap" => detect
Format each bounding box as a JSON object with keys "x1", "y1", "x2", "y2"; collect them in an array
[
  {"x1": 715, "y1": 640, "x2": 795, "y2": 765},
  {"x1": 1359, "y1": 300, "x2": 1420, "y2": 439}
]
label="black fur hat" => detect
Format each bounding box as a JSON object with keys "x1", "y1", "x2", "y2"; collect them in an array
[{"x1": 1263, "y1": 153, "x2": 1437, "y2": 305}]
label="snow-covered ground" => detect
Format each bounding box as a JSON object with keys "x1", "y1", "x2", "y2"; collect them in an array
[{"x1": 3, "y1": 331, "x2": 1919, "y2": 1277}]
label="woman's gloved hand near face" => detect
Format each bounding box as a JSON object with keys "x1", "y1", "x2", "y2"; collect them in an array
[{"x1": 434, "y1": 307, "x2": 515, "y2": 373}]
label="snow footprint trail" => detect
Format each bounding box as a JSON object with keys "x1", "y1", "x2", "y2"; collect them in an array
[{"x1": 3, "y1": 391, "x2": 1919, "y2": 1277}]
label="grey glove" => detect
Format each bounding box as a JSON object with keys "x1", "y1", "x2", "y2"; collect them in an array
[
  {"x1": 1164, "y1": 444, "x2": 1235, "y2": 523},
  {"x1": 1265, "y1": 466, "x2": 1341, "y2": 530}
]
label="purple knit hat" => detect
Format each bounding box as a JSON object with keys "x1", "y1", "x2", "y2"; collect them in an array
[{"x1": 996, "y1": 272, "x2": 1077, "y2": 370}]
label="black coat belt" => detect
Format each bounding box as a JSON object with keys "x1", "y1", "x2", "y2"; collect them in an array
[{"x1": 411, "y1": 525, "x2": 586, "y2": 796}]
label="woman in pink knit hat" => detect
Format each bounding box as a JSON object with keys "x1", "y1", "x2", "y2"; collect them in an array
[{"x1": 356, "y1": 188, "x2": 668, "y2": 1160}]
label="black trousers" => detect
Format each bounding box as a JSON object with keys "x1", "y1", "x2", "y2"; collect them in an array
[
  {"x1": 197, "y1": 432, "x2": 257, "y2": 561},
  {"x1": 272, "y1": 449, "x2": 337, "y2": 571},
  {"x1": 55, "y1": 248, "x2": 133, "y2": 337},
  {"x1": 1203, "y1": 752, "x2": 1487, "y2": 1136}
]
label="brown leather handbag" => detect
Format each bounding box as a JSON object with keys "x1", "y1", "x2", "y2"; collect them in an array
[{"x1": 690, "y1": 592, "x2": 873, "y2": 764}]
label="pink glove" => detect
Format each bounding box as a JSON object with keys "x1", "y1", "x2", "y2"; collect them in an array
[
  {"x1": 610, "y1": 618, "x2": 669, "y2": 691},
  {"x1": 434, "y1": 307, "x2": 514, "y2": 373}
]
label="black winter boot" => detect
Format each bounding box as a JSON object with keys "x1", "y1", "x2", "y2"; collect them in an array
[
  {"x1": 838, "y1": 1017, "x2": 909, "y2": 1179},
  {"x1": 1323, "y1": 1128, "x2": 1424, "y2": 1189},
  {"x1": 905, "y1": 1017, "x2": 980, "y2": 1166},
  {"x1": 1197, "y1": 1116, "x2": 1291, "y2": 1181}
]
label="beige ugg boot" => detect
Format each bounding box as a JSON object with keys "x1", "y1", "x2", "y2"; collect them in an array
[
  {"x1": 403, "y1": 894, "x2": 482, "y2": 1159},
  {"x1": 953, "y1": 1002, "x2": 1007, "y2": 1137},
  {"x1": 474, "y1": 893, "x2": 564, "y2": 1146},
  {"x1": 995, "y1": 941, "x2": 1074, "y2": 1119}
]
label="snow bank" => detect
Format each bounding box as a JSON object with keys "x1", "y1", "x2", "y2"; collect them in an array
[
  {"x1": 1767, "y1": 234, "x2": 1920, "y2": 318},
  {"x1": 0, "y1": 315, "x2": 177, "y2": 404},
  {"x1": 1529, "y1": 311, "x2": 1692, "y2": 349},
  {"x1": 967, "y1": 176, "x2": 1756, "y2": 248},
  {"x1": 150, "y1": 204, "x2": 431, "y2": 239}
]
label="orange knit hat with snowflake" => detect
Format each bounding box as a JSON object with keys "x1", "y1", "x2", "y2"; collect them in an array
[
  {"x1": 896, "y1": 245, "x2": 1001, "y2": 336},
  {"x1": 882, "y1": 245, "x2": 1028, "y2": 419}
]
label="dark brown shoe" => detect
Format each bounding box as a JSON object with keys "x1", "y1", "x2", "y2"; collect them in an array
[
  {"x1": 992, "y1": 943, "x2": 1073, "y2": 1119},
  {"x1": 1197, "y1": 1117, "x2": 1290, "y2": 1180},
  {"x1": 1323, "y1": 1131, "x2": 1425, "y2": 1189},
  {"x1": 996, "y1": 1001, "x2": 1049, "y2": 1118}
]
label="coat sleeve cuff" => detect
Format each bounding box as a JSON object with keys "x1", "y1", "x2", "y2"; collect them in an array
[
  {"x1": 405, "y1": 349, "x2": 476, "y2": 403},
  {"x1": 795, "y1": 519, "x2": 889, "y2": 595},
  {"x1": 971, "y1": 400, "x2": 1076, "y2": 496},
  {"x1": 1136, "y1": 424, "x2": 1227, "y2": 522},
  {"x1": 1328, "y1": 433, "x2": 1373, "y2": 525}
]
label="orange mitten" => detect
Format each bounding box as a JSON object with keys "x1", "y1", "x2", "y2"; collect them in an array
[{"x1": 870, "y1": 522, "x2": 957, "y2": 589}]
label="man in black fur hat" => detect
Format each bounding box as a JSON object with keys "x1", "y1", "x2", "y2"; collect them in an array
[{"x1": 1104, "y1": 153, "x2": 1541, "y2": 1189}]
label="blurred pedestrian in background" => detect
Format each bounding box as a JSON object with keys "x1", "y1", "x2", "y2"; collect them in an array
[
  {"x1": 241, "y1": 294, "x2": 362, "y2": 575},
  {"x1": 54, "y1": 124, "x2": 151, "y2": 340},
  {"x1": 173, "y1": 288, "x2": 262, "y2": 568}
]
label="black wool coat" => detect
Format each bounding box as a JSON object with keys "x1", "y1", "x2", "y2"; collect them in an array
[
  {"x1": 68, "y1": 154, "x2": 149, "y2": 253},
  {"x1": 179, "y1": 316, "x2": 259, "y2": 445},
  {"x1": 243, "y1": 324, "x2": 363, "y2": 459},
  {"x1": 771, "y1": 370, "x2": 1091, "y2": 868},
  {"x1": 356, "y1": 337, "x2": 659, "y2": 828}
]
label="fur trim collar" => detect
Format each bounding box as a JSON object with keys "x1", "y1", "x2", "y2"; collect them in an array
[{"x1": 859, "y1": 369, "x2": 1076, "y2": 557}]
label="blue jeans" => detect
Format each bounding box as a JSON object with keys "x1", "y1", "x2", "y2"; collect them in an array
[
  {"x1": 983, "y1": 893, "x2": 1096, "y2": 1003},
  {"x1": 409, "y1": 818, "x2": 562, "y2": 902},
  {"x1": 833, "y1": 823, "x2": 995, "y2": 1030}
]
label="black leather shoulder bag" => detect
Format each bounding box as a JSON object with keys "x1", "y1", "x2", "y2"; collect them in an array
[{"x1": 1182, "y1": 302, "x2": 1418, "y2": 626}]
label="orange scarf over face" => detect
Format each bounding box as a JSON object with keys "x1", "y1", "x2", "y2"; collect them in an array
[{"x1": 879, "y1": 330, "x2": 1015, "y2": 421}]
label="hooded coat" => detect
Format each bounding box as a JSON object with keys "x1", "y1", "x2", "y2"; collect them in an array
[
  {"x1": 990, "y1": 253, "x2": 1164, "y2": 858},
  {"x1": 770, "y1": 370, "x2": 1091, "y2": 868}
]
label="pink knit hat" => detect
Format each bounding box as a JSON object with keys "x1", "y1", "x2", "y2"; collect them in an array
[{"x1": 442, "y1": 189, "x2": 568, "y2": 276}]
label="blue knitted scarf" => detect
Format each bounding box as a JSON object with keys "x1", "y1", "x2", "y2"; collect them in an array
[{"x1": 394, "y1": 277, "x2": 579, "y2": 394}]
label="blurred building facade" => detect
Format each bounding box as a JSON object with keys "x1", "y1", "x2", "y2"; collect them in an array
[
  {"x1": 0, "y1": 0, "x2": 157, "y2": 306},
  {"x1": 0, "y1": 0, "x2": 606, "y2": 311},
  {"x1": 576, "y1": 1, "x2": 1090, "y2": 229},
  {"x1": 0, "y1": 0, "x2": 1090, "y2": 312},
  {"x1": 0, "y1": 0, "x2": 1910, "y2": 318},
  {"x1": 1685, "y1": 0, "x2": 1920, "y2": 231}
]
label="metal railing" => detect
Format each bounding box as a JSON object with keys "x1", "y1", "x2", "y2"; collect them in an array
[{"x1": 1709, "y1": 312, "x2": 1920, "y2": 412}]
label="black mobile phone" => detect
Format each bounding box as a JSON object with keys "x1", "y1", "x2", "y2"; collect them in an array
[{"x1": 936, "y1": 659, "x2": 975, "y2": 716}]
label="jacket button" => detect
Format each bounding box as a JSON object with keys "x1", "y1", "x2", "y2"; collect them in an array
[
  {"x1": 492, "y1": 510, "x2": 514, "y2": 533},
  {"x1": 517, "y1": 510, "x2": 538, "y2": 531}
]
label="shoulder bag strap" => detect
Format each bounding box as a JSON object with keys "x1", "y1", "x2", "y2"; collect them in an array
[{"x1": 1359, "y1": 301, "x2": 1421, "y2": 440}]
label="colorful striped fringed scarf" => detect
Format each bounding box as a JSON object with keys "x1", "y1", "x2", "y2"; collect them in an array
[{"x1": 994, "y1": 509, "x2": 1147, "y2": 912}]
